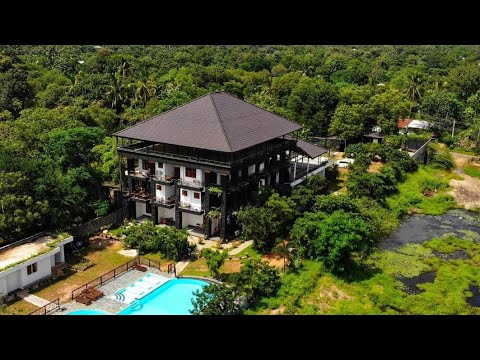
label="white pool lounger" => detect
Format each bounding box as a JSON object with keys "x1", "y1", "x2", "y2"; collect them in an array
[{"x1": 112, "y1": 273, "x2": 171, "y2": 304}]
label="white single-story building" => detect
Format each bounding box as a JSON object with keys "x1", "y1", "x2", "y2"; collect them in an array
[{"x1": 0, "y1": 233, "x2": 74, "y2": 296}]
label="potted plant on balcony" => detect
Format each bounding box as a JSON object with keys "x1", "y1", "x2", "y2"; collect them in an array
[
  {"x1": 207, "y1": 186, "x2": 223, "y2": 197},
  {"x1": 207, "y1": 209, "x2": 221, "y2": 219}
]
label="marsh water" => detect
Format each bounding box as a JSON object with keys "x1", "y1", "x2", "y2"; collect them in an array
[{"x1": 379, "y1": 209, "x2": 480, "y2": 251}]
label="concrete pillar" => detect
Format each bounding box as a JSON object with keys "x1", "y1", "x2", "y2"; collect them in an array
[
  {"x1": 0, "y1": 278, "x2": 7, "y2": 296},
  {"x1": 220, "y1": 175, "x2": 228, "y2": 241},
  {"x1": 59, "y1": 245, "x2": 65, "y2": 263},
  {"x1": 204, "y1": 191, "x2": 211, "y2": 239},
  {"x1": 175, "y1": 185, "x2": 182, "y2": 229}
]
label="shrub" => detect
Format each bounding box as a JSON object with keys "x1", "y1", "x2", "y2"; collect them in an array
[
  {"x1": 428, "y1": 144, "x2": 455, "y2": 170},
  {"x1": 203, "y1": 248, "x2": 228, "y2": 278},
  {"x1": 344, "y1": 143, "x2": 366, "y2": 159},
  {"x1": 305, "y1": 210, "x2": 372, "y2": 272},
  {"x1": 120, "y1": 221, "x2": 190, "y2": 261},
  {"x1": 420, "y1": 178, "x2": 448, "y2": 192},
  {"x1": 306, "y1": 174, "x2": 328, "y2": 195}
]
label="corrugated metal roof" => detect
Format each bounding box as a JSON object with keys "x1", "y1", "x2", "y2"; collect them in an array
[{"x1": 114, "y1": 92, "x2": 302, "y2": 153}]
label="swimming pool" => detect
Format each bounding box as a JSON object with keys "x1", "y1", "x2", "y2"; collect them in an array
[
  {"x1": 67, "y1": 309, "x2": 111, "y2": 315},
  {"x1": 118, "y1": 278, "x2": 208, "y2": 315}
]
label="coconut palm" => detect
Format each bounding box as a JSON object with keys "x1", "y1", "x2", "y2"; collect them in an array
[{"x1": 404, "y1": 73, "x2": 423, "y2": 102}]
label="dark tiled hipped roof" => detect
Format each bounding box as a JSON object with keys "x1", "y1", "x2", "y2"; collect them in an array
[{"x1": 114, "y1": 92, "x2": 302, "y2": 153}]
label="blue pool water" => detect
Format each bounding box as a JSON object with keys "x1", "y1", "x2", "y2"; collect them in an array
[
  {"x1": 67, "y1": 309, "x2": 111, "y2": 315},
  {"x1": 118, "y1": 278, "x2": 208, "y2": 315}
]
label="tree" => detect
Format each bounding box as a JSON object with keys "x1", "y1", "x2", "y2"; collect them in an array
[
  {"x1": 366, "y1": 88, "x2": 411, "y2": 135},
  {"x1": 313, "y1": 194, "x2": 359, "y2": 214},
  {"x1": 287, "y1": 77, "x2": 338, "y2": 136},
  {"x1": 120, "y1": 221, "x2": 190, "y2": 260},
  {"x1": 235, "y1": 193, "x2": 295, "y2": 253},
  {"x1": 290, "y1": 211, "x2": 327, "y2": 259},
  {"x1": 203, "y1": 249, "x2": 228, "y2": 279},
  {"x1": 45, "y1": 127, "x2": 105, "y2": 169},
  {"x1": 0, "y1": 172, "x2": 48, "y2": 244},
  {"x1": 273, "y1": 238, "x2": 295, "y2": 273},
  {"x1": 233, "y1": 258, "x2": 280, "y2": 303},
  {"x1": 347, "y1": 172, "x2": 391, "y2": 201},
  {"x1": 404, "y1": 72, "x2": 424, "y2": 103},
  {"x1": 312, "y1": 210, "x2": 371, "y2": 272},
  {"x1": 191, "y1": 284, "x2": 240, "y2": 315},
  {"x1": 419, "y1": 91, "x2": 462, "y2": 134},
  {"x1": 290, "y1": 186, "x2": 315, "y2": 213},
  {"x1": 329, "y1": 103, "x2": 366, "y2": 140},
  {"x1": 448, "y1": 64, "x2": 480, "y2": 100},
  {"x1": 305, "y1": 173, "x2": 328, "y2": 195}
]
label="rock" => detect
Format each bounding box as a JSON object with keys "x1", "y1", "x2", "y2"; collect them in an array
[{"x1": 103, "y1": 230, "x2": 108, "y2": 234}]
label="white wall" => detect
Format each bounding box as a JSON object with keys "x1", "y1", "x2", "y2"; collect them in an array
[
  {"x1": 135, "y1": 202, "x2": 147, "y2": 217},
  {"x1": 248, "y1": 164, "x2": 256, "y2": 175},
  {"x1": 155, "y1": 162, "x2": 175, "y2": 178},
  {"x1": 182, "y1": 213, "x2": 204, "y2": 228},
  {"x1": 275, "y1": 172, "x2": 280, "y2": 184},
  {"x1": 180, "y1": 166, "x2": 203, "y2": 183},
  {"x1": 0, "y1": 278, "x2": 6, "y2": 296},
  {"x1": 259, "y1": 162, "x2": 265, "y2": 172},
  {"x1": 154, "y1": 183, "x2": 174, "y2": 201},
  {"x1": 158, "y1": 207, "x2": 175, "y2": 222},
  {"x1": 20, "y1": 256, "x2": 52, "y2": 288},
  {"x1": 5, "y1": 271, "x2": 20, "y2": 294},
  {"x1": 180, "y1": 188, "x2": 202, "y2": 211}
]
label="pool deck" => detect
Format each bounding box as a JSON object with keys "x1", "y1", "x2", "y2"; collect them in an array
[{"x1": 55, "y1": 267, "x2": 175, "y2": 315}]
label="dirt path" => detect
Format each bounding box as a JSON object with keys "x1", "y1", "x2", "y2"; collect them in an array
[{"x1": 449, "y1": 153, "x2": 480, "y2": 211}]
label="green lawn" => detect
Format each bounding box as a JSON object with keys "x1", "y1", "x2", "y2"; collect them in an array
[
  {"x1": 451, "y1": 148, "x2": 478, "y2": 156},
  {"x1": 464, "y1": 164, "x2": 480, "y2": 179},
  {"x1": 386, "y1": 165, "x2": 460, "y2": 216}
]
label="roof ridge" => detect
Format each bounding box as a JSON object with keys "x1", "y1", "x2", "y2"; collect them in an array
[
  {"x1": 113, "y1": 92, "x2": 214, "y2": 136},
  {"x1": 209, "y1": 93, "x2": 233, "y2": 152}
]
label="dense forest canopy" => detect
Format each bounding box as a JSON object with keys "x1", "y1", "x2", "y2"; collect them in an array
[{"x1": 1, "y1": 45, "x2": 480, "y2": 244}]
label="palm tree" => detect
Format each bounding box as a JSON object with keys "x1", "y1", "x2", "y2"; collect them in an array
[
  {"x1": 273, "y1": 238, "x2": 294, "y2": 274},
  {"x1": 129, "y1": 77, "x2": 157, "y2": 108},
  {"x1": 405, "y1": 73, "x2": 423, "y2": 102}
]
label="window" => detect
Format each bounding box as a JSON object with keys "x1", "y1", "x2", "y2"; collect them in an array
[
  {"x1": 185, "y1": 168, "x2": 196, "y2": 178},
  {"x1": 157, "y1": 162, "x2": 163, "y2": 168},
  {"x1": 193, "y1": 192, "x2": 200, "y2": 199},
  {"x1": 142, "y1": 160, "x2": 150, "y2": 170},
  {"x1": 156, "y1": 184, "x2": 162, "y2": 190},
  {"x1": 27, "y1": 263, "x2": 37, "y2": 275},
  {"x1": 182, "y1": 190, "x2": 188, "y2": 196},
  {"x1": 134, "y1": 159, "x2": 139, "y2": 168}
]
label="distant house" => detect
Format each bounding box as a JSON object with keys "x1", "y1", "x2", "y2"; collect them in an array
[
  {"x1": 363, "y1": 125, "x2": 384, "y2": 144},
  {"x1": 398, "y1": 119, "x2": 431, "y2": 134},
  {"x1": 0, "y1": 233, "x2": 73, "y2": 296}
]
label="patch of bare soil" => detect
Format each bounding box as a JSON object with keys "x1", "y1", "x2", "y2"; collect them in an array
[
  {"x1": 450, "y1": 175, "x2": 480, "y2": 211},
  {"x1": 368, "y1": 161, "x2": 384, "y2": 173},
  {"x1": 270, "y1": 305, "x2": 286, "y2": 315},
  {"x1": 261, "y1": 254, "x2": 285, "y2": 269}
]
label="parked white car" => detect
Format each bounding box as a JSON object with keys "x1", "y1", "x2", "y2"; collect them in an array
[{"x1": 336, "y1": 158, "x2": 355, "y2": 168}]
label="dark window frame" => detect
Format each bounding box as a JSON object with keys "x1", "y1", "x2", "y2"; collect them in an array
[
  {"x1": 193, "y1": 192, "x2": 200, "y2": 199},
  {"x1": 142, "y1": 160, "x2": 150, "y2": 170},
  {"x1": 182, "y1": 190, "x2": 188, "y2": 196},
  {"x1": 156, "y1": 184, "x2": 162, "y2": 191},
  {"x1": 27, "y1": 263, "x2": 38, "y2": 275},
  {"x1": 185, "y1": 168, "x2": 197, "y2": 178}
]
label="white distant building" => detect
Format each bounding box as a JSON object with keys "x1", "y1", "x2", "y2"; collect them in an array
[
  {"x1": 398, "y1": 119, "x2": 431, "y2": 134},
  {"x1": 0, "y1": 233, "x2": 73, "y2": 296}
]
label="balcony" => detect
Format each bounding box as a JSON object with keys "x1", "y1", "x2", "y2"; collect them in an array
[
  {"x1": 152, "y1": 196, "x2": 176, "y2": 209},
  {"x1": 130, "y1": 191, "x2": 151, "y2": 202},
  {"x1": 177, "y1": 178, "x2": 204, "y2": 190},
  {"x1": 151, "y1": 174, "x2": 176, "y2": 185},
  {"x1": 126, "y1": 170, "x2": 150, "y2": 179},
  {"x1": 178, "y1": 202, "x2": 204, "y2": 215}
]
